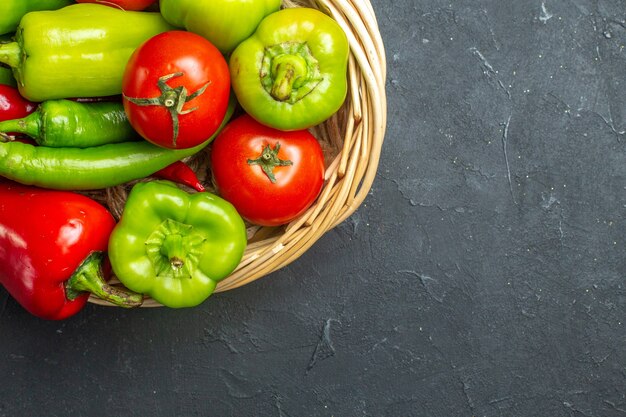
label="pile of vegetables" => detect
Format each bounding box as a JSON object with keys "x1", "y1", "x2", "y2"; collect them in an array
[{"x1": 0, "y1": 0, "x2": 349, "y2": 319}]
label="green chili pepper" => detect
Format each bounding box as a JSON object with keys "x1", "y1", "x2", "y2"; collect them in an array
[
  {"x1": 159, "y1": 0, "x2": 281, "y2": 54},
  {"x1": 0, "y1": 3, "x2": 174, "y2": 102},
  {"x1": 229, "y1": 8, "x2": 349, "y2": 131},
  {"x1": 0, "y1": 99, "x2": 138, "y2": 147},
  {"x1": 0, "y1": 97, "x2": 235, "y2": 190},
  {"x1": 109, "y1": 180, "x2": 247, "y2": 308},
  {"x1": 0, "y1": 141, "x2": 201, "y2": 190},
  {"x1": 0, "y1": 0, "x2": 72, "y2": 36}
]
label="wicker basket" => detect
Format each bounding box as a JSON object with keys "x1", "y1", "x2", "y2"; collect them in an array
[{"x1": 88, "y1": 0, "x2": 387, "y2": 307}]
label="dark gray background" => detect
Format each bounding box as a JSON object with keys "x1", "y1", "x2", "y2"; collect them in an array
[{"x1": 1, "y1": 0, "x2": 625, "y2": 416}]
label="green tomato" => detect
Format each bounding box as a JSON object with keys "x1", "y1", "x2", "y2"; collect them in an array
[{"x1": 159, "y1": 0, "x2": 281, "y2": 54}]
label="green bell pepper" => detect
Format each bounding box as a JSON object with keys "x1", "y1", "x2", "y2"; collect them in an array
[
  {"x1": 229, "y1": 7, "x2": 350, "y2": 131},
  {"x1": 108, "y1": 181, "x2": 247, "y2": 308},
  {"x1": 0, "y1": 3, "x2": 174, "y2": 102},
  {"x1": 0, "y1": 0, "x2": 72, "y2": 36},
  {"x1": 159, "y1": 0, "x2": 281, "y2": 54}
]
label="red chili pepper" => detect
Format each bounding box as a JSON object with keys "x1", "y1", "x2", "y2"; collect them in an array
[
  {"x1": 0, "y1": 181, "x2": 143, "y2": 320},
  {"x1": 153, "y1": 160, "x2": 205, "y2": 192},
  {"x1": 0, "y1": 84, "x2": 36, "y2": 120},
  {"x1": 0, "y1": 84, "x2": 37, "y2": 140}
]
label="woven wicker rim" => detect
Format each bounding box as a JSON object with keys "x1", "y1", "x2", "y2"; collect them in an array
[{"x1": 89, "y1": 0, "x2": 387, "y2": 307}]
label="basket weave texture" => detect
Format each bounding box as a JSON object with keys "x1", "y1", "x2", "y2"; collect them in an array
[{"x1": 89, "y1": 0, "x2": 387, "y2": 307}]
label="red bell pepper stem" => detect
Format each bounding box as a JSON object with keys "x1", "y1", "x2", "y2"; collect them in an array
[
  {"x1": 65, "y1": 251, "x2": 143, "y2": 307},
  {"x1": 154, "y1": 160, "x2": 205, "y2": 192}
]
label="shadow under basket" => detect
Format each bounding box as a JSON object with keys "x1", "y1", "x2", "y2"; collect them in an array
[{"x1": 88, "y1": 0, "x2": 388, "y2": 307}]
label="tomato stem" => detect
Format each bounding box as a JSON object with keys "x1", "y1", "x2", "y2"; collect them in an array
[
  {"x1": 247, "y1": 142, "x2": 293, "y2": 183},
  {"x1": 123, "y1": 72, "x2": 210, "y2": 148}
]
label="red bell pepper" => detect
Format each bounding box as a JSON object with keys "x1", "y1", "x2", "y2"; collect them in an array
[{"x1": 0, "y1": 181, "x2": 143, "y2": 320}]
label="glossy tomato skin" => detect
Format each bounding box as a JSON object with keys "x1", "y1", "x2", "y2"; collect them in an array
[
  {"x1": 75, "y1": 0, "x2": 157, "y2": 11},
  {"x1": 122, "y1": 31, "x2": 230, "y2": 149},
  {"x1": 210, "y1": 114, "x2": 325, "y2": 226}
]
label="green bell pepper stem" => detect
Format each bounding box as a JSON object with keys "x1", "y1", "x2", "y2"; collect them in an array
[
  {"x1": 0, "y1": 35, "x2": 17, "y2": 87},
  {"x1": 65, "y1": 251, "x2": 143, "y2": 308},
  {"x1": 0, "y1": 4, "x2": 174, "y2": 102},
  {"x1": 0, "y1": 42, "x2": 19, "y2": 68},
  {"x1": 269, "y1": 53, "x2": 311, "y2": 101},
  {"x1": 0, "y1": 96, "x2": 236, "y2": 190},
  {"x1": 109, "y1": 181, "x2": 247, "y2": 308},
  {"x1": 0, "y1": 99, "x2": 139, "y2": 148},
  {"x1": 229, "y1": 8, "x2": 349, "y2": 131},
  {"x1": 0, "y1": 66, "x2": 16, "y2": 87},
  {"x1": 0, "y1": 0, "x2": 72, "y2": 36}
]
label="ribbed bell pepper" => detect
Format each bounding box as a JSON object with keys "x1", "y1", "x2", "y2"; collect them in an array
[
  {"x1": 108, "y1": 181, "x2": 247, "y2": 308},
  {"x1": 229, "y1": 8, "x2": 350, "y2": 131},
  {"x1": 0, "y1": 3, "x2": 174, "y2": 101}
]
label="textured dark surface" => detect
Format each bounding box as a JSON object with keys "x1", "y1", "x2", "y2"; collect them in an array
[{"x1": 0, "y1": 1, "x2": 625, "y2": 416}]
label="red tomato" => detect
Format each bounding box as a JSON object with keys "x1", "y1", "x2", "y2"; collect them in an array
[
  {"x1": 122, "y1": 31, "x2": 230, "y2": 149},
  {"x1": 210, "y1": 114, "x2": 325, "y2": 226},
  {"x1": 75, "y1": 0, "x2": 157, "y2": 11}
]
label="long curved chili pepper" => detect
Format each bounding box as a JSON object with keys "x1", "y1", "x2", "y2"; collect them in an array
[{"x1": 0, "y1": 140, "x2": 201, "y2": 190}]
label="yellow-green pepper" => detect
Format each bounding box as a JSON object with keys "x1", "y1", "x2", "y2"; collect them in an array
[
  {"x1": 108, "y1": 181, "x2": 247, "y2": 308},
  {"x1": 229, "y1": 7, "x2": 350, "y2": 131},
  {"x1": 0, "y1": 4, "x2": 173, "y2": 101},
  {"x1": 0, "y1": 0, "x2": 72, "y2": 36},
  {"x1": 159, "y1": 0, "x2": 281, "y2": 55}
]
